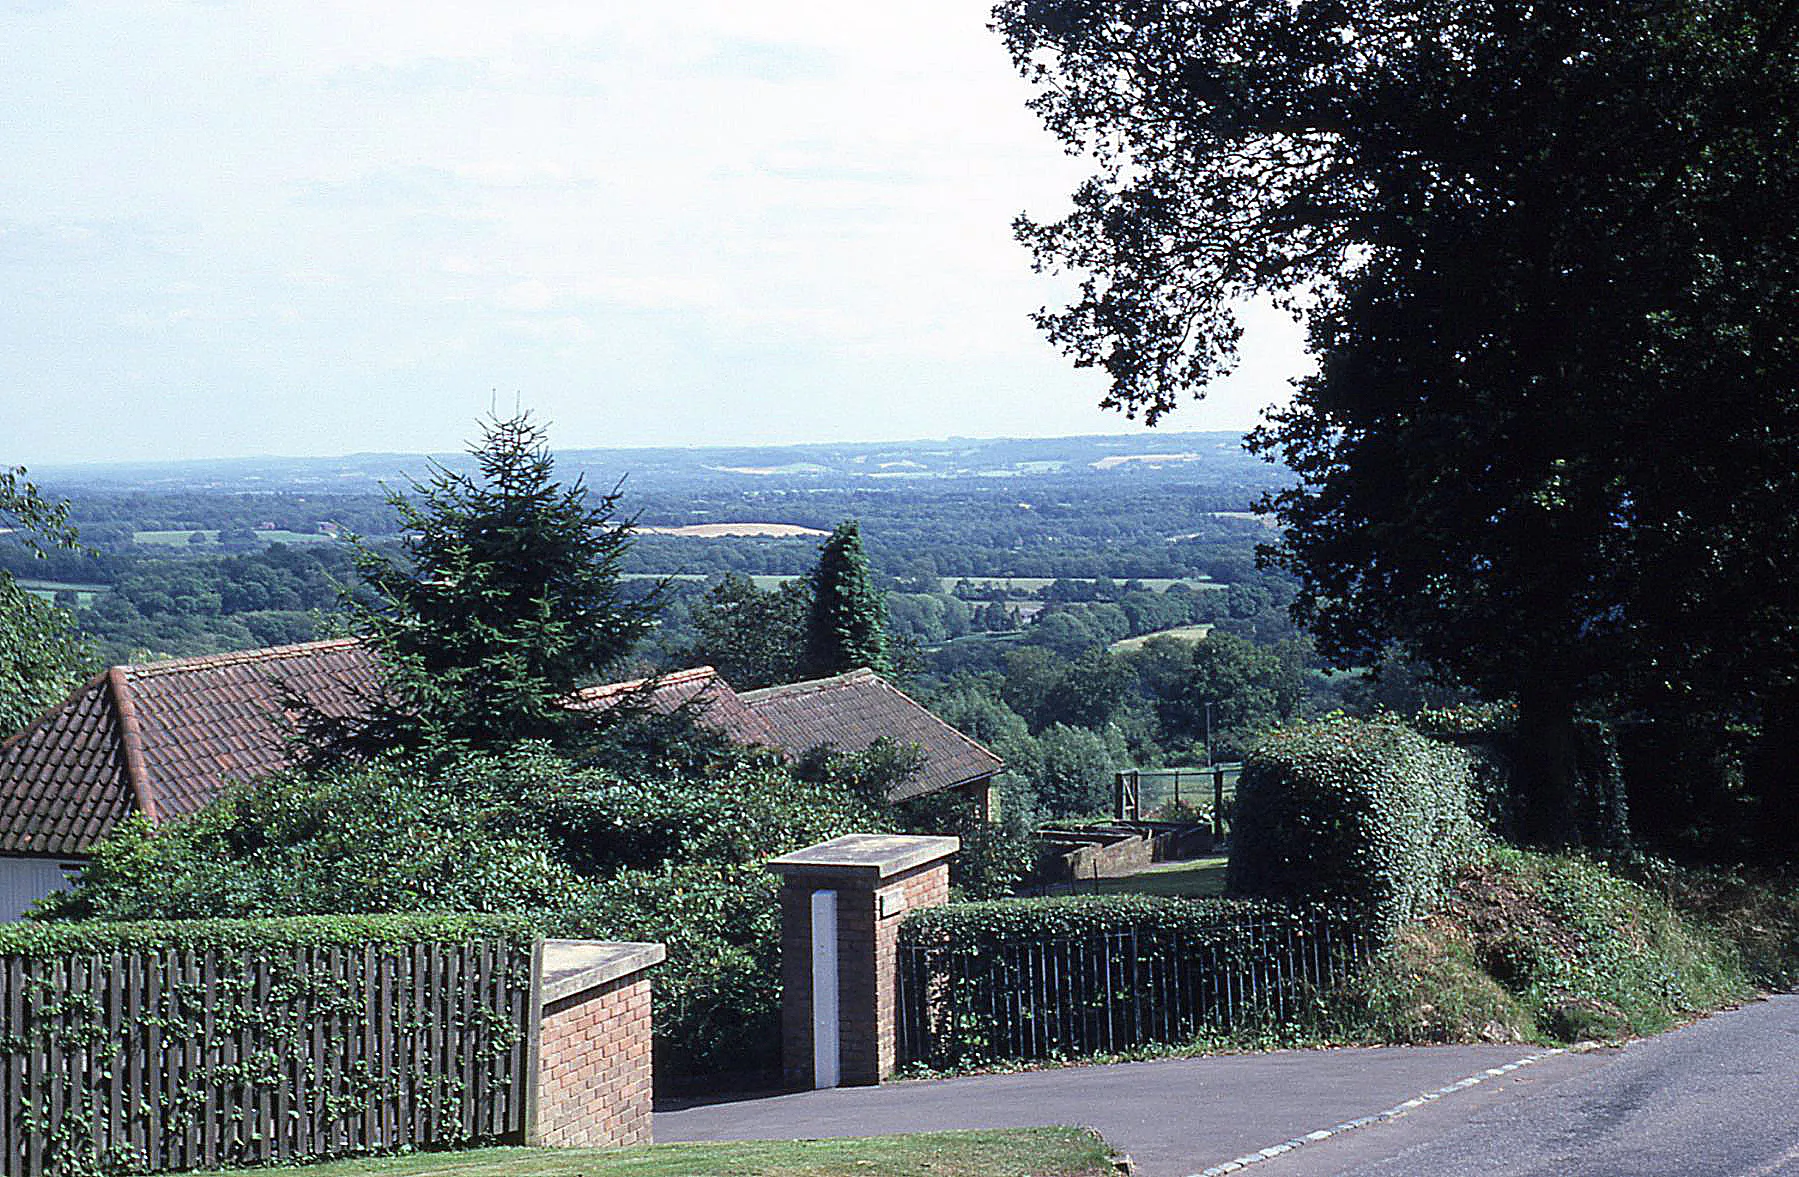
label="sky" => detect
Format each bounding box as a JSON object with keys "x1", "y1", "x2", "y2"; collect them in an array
[{"x1": 1, "y1": 1, "x2": 1309, "y2": 465}]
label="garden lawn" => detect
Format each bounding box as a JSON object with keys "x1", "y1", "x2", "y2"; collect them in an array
[
  {"x1": 1095, "y1": 855, "x2": 1230, "y2": 898},
  {"x1": 209, "y1": 1128, "x2": 1114, "y2": 1177}
]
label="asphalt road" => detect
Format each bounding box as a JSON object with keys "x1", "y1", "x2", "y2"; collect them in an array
[
  {"x1": 656, "y1": 997, "x2": 1799, "y2": 1177},
  {"x1": 1251, "y1": 994, "x2": 1799, "y2": 1177},
  {"x1": 655, "y1": 1041, "x2": 1597, "y2": 1177}
]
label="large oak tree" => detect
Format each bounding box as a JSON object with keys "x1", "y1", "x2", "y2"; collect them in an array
[{"x1": 995, "y1": 0, "x2": 1799, "y2": 847}]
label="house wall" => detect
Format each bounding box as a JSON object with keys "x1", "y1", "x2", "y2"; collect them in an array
[{"x1": 0, "y1": 855, "x2": 78, "y2": 921}]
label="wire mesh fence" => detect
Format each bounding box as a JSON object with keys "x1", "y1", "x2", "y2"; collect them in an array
[{"x1": 1115, "y1": 764, "x2": 1242, "y2": 828}]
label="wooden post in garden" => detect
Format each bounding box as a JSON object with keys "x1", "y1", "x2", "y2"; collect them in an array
[{"x1": 767, "y1": 834, "x2": 958, "y2": 1089}]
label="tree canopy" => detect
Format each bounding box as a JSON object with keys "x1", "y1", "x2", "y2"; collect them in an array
[
  {"x1": 996, "y1": 0, "x2": 1799, "y2": 847},
  {"x1": 685, "y1": 572, "x2": 809, "y2": 689},
  {"x1": 0, "y1": 467, "x2": 93, "y2": 735}
]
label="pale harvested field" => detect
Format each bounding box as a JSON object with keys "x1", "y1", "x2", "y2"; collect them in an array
[
  {"x1": 638, "y1": 523, "x2": 829, "y2": 538},
  {"x1": 1110, "y1": 624, "x2": 1214, "y2": 652}
]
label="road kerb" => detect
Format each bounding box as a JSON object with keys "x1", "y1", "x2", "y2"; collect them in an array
[{"x1": 1184, "y1": 1043, "x2": 1603, "y2": 1177}]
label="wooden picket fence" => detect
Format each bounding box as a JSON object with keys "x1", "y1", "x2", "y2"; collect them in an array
[
  {"x1": 0, "y1": 939, "x2": 534, "y2": 1177},
  {"x1": 896, "y1": 910, "x2": 1368, "y2": 1068}
]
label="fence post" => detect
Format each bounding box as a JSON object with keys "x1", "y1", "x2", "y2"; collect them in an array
[
  {"x1": 523, "y1": 941, "x2": 665, "y2": 1149},
  {"x1": 766, "y1": 835, "x2": 958, "y2": 1088}
]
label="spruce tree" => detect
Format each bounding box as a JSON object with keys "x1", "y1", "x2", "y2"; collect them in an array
[
  {"x1": 801, "y1": 520, "x2": 888, "y2": 678},
  {"x1": 312, "y1": 412, "x2": 656, "y2": 762}
]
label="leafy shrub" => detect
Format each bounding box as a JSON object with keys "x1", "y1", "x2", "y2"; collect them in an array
[
  {"x1": 36, "y1": 760, "x2": 581, "y2": 921},
  {"x1": 1228, "y1": 716, "x2": 1486, "y2": 933},
  {"x1": 1034, "y1": 723, "x2": 1118, "y2": 817},
  {"x1": 506, "y1": 747, "x2": 889, "y2": 877},
  {"x1": 547, "y1": 863, "x2": 784, "y2": 1080},
  {"x1": 39, "y1": 736, "x2": 891, "y2": 1086},
  {"x1": 1327, "y1": 848, "x2": 1755, "y2": 1045}
]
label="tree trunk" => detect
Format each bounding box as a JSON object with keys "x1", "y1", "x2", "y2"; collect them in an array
[{"x1": 1513, "y1": 689, "x2": 1583, "y2": 849}]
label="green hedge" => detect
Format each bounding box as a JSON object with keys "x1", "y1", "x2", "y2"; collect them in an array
[
  {"x1": 0, "y1": 912, "x2": 538, "y2": 958},
  {"x1": 902, "y1": 893, "x2": 1280, "y2": 942},
  {"x1": 1228, "y1": 717, "x2": 1486, "y2": 933}
]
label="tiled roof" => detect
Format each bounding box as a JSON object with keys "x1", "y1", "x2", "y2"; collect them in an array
[
  {"x1": 0, "y1": 648, "x2": 1000, "y2": 856},
  {"x1": 0, "y1": 673, "x2": 131, "y2": 857},
  {"x1": 741, "y1": 669, "x2": 1004, "y2": 802},
  {"x1": 567, "y1": 666, "x2": 778, "y2": 746},
  {"x1": 0, "y1": 639, "x2": 379, "y2": 856}
]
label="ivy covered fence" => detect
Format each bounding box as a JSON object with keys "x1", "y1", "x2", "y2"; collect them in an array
[{"x1": 0, "y1": 915, "x2": 537, "y2": 1177}]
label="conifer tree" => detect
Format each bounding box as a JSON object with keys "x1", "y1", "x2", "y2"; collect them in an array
[
  {"x1": 312, "y1": 412, "x2": 656, "y2": 762},
  {"x1": 801, "y1": 520, "x2": 888, "y2": 678}
]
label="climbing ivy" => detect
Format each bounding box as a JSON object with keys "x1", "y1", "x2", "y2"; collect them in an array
[{"x1": 0, "y1": 915, "x2": 536, "y2": 1177}]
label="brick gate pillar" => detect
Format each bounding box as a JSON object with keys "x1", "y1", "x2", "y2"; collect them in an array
[
  {"x1": 767, "y1": 834, "x2": 958, "y2": 1089},
  {"x1": 523, "y1": 940, "x2": 665, "y2": 1148}
]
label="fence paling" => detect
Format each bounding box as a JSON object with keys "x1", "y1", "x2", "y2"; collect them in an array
[
  {"x1": 898, "y1": 914, "x2": 1369, "y2": 1069},
  {"x1": 0, "y1": 939, "x2": 531, "y2": 1177}
]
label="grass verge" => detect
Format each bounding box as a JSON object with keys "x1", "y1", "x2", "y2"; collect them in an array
[
  {"x1": 210, "y1": 1128, "x2": 1115, "y2": 1177},
  {"x1": 1329, "y1": 846, "x2": 1779, "y2": 1045}
]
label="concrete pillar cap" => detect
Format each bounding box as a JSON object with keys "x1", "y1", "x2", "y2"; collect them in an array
[{"x1": 765, "y1": 833, "x2": 959, "y2": 883}]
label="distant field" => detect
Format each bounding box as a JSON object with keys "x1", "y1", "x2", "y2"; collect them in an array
[
  {"x1": 639, "y1": 523, "x2": 828, "y2": 538},
  {"x1": 938, "y1": 576, "x2": 1218, "y2": 595},
  {"x1": 15, "y1": 578, "x2": 109, "y2": 605},
  {"x1": 1110, "y1": 624, "x2": 1214, "y2": 652},
  {"x1": 619, "y1": 573, "x2": 800, "y2": 590},
  {"x1": 1089, "y1": 451, "x2": 1203, "y2": 470},
  {"x1": 134, "y1": 529, "x2": 333, "y2": 546}
]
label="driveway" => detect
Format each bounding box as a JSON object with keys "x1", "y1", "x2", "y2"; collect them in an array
[{"x1": 656, "y1": 1040, "x2": 1606, "y2": 1177}]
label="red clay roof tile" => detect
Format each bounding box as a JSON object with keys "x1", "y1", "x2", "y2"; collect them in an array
[
  {"x1": 740, "y1": 668, "x2": 1004, "y2": 802},
  {"x1": 0, "y1": 646, "x2": 1001, "y2": 855}
]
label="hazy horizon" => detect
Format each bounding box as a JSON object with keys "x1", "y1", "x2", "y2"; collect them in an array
[
  {"x1": 3, "y1": 2, "x2": 1308, "y2": 467},
  {"x1": 24, "y1": 423, "x2": 1259, "y2": 475}
]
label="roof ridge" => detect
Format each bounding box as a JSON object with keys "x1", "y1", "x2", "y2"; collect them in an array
[
  {"x1": 106, "y1": 667, "x2": 158, "y2": 822},
  {"x1": 739, "y1": 666, "x2": 874, "y2": 702},
  {"x1": 120, "y1": 637, "x2": 364, "y2": 680},
  {"x1": 571, "y1": 665, "x2": 721, "y2": 701}
]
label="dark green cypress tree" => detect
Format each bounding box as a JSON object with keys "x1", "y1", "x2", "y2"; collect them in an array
[{"x1": 801, "y1": 520, "x2": 888, "y2": 678}]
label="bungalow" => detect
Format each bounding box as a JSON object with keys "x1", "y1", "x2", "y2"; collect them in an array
[{"x1": 0, "y1": 641, "x2": 1001, "y2": 918}]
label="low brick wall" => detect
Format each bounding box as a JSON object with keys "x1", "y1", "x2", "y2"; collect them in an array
[
  {"x1": 1039, "y1": 822, "x2": 1215, "y2": 882},
  {"x1": 527, "y1": 941, "x2": 664, "y2": 1149}
]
